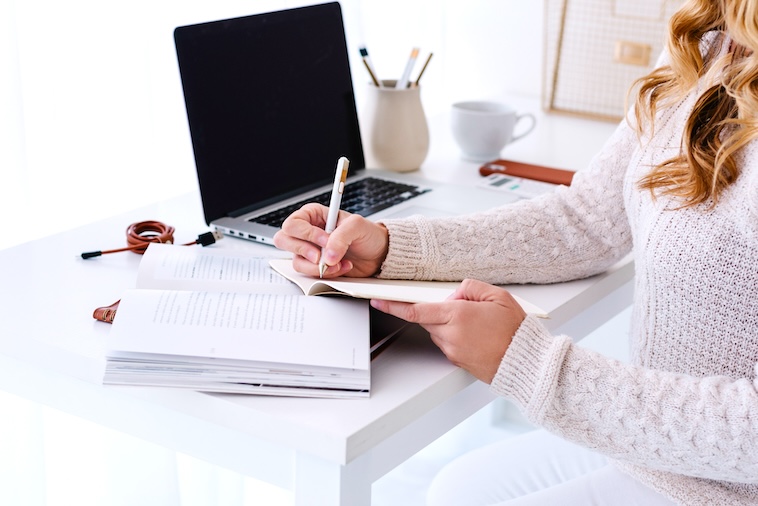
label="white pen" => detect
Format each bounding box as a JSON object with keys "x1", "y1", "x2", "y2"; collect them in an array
[
  {"x1": 396, "y1": 47, "x2": 420, "y2": 89},
  {"x1": 319, "y1": 156, "x2": 350, "y2": 278}
]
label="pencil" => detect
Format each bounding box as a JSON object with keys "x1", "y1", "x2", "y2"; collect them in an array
[
  {"x1": 413, "y1": 52, "x2": 433, "y2": 87},
  {"x1": 359, "y1": 47, "x2": 382, "y2": 87}
]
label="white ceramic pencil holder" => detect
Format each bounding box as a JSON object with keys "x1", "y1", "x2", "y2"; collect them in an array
[{"x1": 361, "y1": 80, "x2": 429, "y2": 173}]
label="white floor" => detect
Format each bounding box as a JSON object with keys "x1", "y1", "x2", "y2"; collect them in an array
[{"x1": 0, "y1": 306, "x2": 631, "y2": 506}]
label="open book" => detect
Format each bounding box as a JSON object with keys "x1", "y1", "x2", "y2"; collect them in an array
[
  {"x1": 104, "y1": 243, "x2": 371, "y2": 398},
  {"x1": 269, "y1": 259, "x2": 548, "y2": 318}
]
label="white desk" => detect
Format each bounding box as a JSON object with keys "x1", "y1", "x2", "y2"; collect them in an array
[{"x1": 0, "y1": 105, "x2": 628, "y2": 505}]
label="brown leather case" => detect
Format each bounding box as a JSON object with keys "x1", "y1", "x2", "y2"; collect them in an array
[
  {"x1": 93, "y1": 300, "x2": 120, "y2": 323},
  {"x1": 479, "y1": 159, "x2": 575, "y2": 186}
]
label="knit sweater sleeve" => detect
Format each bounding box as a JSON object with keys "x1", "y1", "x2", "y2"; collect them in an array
[
  {"x1": 377, "y1": 117, "x2": 637, "y2": 284},
  {"x1": 491, "y1": 316, "x2": 758, "y2": 483}
]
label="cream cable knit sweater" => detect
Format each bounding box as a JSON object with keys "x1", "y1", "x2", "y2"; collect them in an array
[{"x1": 378, "y1": 35, "x2": 757, "y2": 505}]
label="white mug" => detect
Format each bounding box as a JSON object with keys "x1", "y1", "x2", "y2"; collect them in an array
[{"x1": 450, "y1": 101, "x2": 536, "y2": 161}]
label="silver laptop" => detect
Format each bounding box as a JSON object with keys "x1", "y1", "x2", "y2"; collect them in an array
[{"x1": 174, "y1": 2, "x2": 517, "y2": 246}]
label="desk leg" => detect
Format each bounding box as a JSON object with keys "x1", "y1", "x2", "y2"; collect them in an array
[{"x1": 294, "y1": 452, "x2": 371, "y2": 506}]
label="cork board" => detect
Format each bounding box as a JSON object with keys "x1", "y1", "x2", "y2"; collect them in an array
[{"x1": 543, "y1": 0, "x2": 684, "y2": 121}]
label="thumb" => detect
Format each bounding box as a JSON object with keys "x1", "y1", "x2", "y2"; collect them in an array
[{"x1": 448, "y1": 279, "x2": 501, "y2": 302}]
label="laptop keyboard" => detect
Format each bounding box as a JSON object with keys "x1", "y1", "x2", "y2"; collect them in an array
[{"x1": 249, "y1": 177, "x2": 430, "y2": 228}]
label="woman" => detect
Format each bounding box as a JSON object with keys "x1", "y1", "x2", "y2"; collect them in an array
[{"x1": 273, "y1": 0, "x2": 758, "y2": 503}]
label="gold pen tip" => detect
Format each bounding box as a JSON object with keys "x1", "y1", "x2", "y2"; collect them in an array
[{"x1": 319, "y1": 263, "x2": 327, "y2": 278}]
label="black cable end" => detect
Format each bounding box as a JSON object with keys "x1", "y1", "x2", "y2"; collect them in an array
[
  {"x1": 196, "y1": 230, "x2": 224, "y2": 247},
  {"x1": 81, "y1": 250, "x2": 103, "y2": 259}
]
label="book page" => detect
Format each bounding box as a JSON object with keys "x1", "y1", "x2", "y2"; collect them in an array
[
  {"x1": 269, "y1": 258, "x2": 459, "y2": 301},
  {"x1": 136, "y1": 243, "x2": 300, "y2": 295},
  {"x1": 107, "y1": 288, "x2": 370, "y2": 371},
  {"x1": 269, "y1": 258, "x2": 548, "y2": 317}
]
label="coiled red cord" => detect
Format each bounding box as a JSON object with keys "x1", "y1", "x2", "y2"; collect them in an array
[
  {"x1": 101, "y1": 220, "x2": 185, "y2": 255},
  {"x1": 81, "y1": 220, "x2": 221, "y2": 259}
]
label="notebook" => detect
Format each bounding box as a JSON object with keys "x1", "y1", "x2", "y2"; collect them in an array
[{"x1": 174, "y1": 2, "x2": 518, "y2": 246}]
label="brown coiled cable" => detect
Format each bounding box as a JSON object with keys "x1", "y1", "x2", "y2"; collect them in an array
[
  {"x1": 103, "y1": 220, "x2": 182, "y2": 255},
  {"x1": 81, "y1": 220, "x2": 200, "y2": 259}
]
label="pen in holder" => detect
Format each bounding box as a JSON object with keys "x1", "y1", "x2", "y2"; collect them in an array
[{"x1": 361, "y1": 80, "x2": 429, "y2": 173}]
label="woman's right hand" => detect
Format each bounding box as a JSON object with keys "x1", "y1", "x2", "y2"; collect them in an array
[{"x1": 273, "y1": 203, "x2": 390, "y2": 278}]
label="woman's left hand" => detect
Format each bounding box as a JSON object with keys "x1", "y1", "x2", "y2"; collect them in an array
[{"x1": 370, "y1": 279, "x2": 527, "y2": 384}]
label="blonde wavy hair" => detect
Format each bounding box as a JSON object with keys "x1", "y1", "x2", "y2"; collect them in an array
[{"x1": 633, "y1": 0, "x2": 758, "y2": 207}]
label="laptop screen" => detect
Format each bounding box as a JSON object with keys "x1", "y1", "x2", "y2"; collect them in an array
[{"x1": 174, "y1": 2, "x2": 365, "y2": 225}]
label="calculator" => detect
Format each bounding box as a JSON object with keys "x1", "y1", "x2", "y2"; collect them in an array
[{"x1": 477, "y1": 173, "x2": 558, "y2": 199}]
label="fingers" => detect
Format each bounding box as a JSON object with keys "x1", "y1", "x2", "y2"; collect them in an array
[
  {"x1": 319, "y1": 213, "x2": 378, "y2": 266},
  {"x1": 448, "y1": 278, "x2": 490, "y2": 301},
  {"x1": 318, "y1": 213, "x2": 363, "y2": 266},
  {"x1": 274, "y1": 204, "x2": 358, "y2": 268},
  {"x1": 274, "y1": 203, "x2": 329, "y2": 261},
  {"x1": 370, "y1": 299, "x2": 451, "y2": 325},
  {"x1": 373, "y1": 281, "x2": 528, "y2": 385},
  {"x1": 291, "y1": 255, "x2": 353, "y2": 278},
  {"x1": 449, "y1": 279, "x2": 527, "y2": 318},
  {"x1": 370, "y1": 280, "x2": 525, "y2": 323},
  {"x1": 275, "y1": 203, "x2": 388, "y2": 279}
]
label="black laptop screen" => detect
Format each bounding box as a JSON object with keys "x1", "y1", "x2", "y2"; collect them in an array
[{"x1": 174, "y1": 2, "x2": 365, "y2": 224}]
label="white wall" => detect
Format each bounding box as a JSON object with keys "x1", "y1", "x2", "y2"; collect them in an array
[
  {"x1": 346, "y1": 1, "x2": 544, "y2": 111},
  {"x1": 0, "y1": 0, "x2": 544, "y2": 250}
]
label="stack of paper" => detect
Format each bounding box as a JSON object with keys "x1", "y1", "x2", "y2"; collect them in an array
[{"x1": 104, "y1": 244, "x2": 370, "y2": 398}]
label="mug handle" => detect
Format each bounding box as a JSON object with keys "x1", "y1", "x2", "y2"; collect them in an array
[{"x1": 511, "y1": 113, "x2": 537, "y2": 143}]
